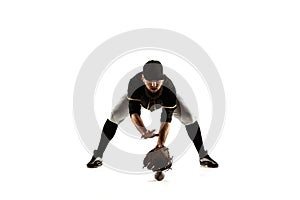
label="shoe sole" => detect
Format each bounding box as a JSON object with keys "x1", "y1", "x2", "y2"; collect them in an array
[
  {"x1": 200, "y1": 163, "x2": 218, "y2": 168},
  {"x1": 87, "y1": 161, "x2": 103, "y2": 168}
]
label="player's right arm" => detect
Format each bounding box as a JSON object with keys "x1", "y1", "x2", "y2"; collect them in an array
[
  {"x1": 130, "y1": 113, "x2": 156, "y2": 138},
  {"x1": 128, "y1": 78, "x2": 156, "y2": 139}
]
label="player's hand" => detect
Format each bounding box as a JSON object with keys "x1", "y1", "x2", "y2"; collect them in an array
[{"x1": 141, "y1": 129, "x2": 158, "y2": 139}]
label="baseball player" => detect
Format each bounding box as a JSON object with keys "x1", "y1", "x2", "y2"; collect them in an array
[{"x1": 87, "y1": 60, "x2": 218, "y2": 168}]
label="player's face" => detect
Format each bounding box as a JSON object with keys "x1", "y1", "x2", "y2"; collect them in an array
[{"x1": 143, "y1": 79, "x2": 164, "y2": 93}]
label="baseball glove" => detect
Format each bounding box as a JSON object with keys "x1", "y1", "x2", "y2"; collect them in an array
[{"x1": 143, "y1": 146, "x2": 173, "y2": 172}]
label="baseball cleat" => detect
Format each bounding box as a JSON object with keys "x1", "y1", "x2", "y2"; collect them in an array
[
  {"x1": 87, "y1": 156, "x2": 103, "y2": 168},
  {"x1": 200, "y1": 155, "x2": 218, "y2": 168}
]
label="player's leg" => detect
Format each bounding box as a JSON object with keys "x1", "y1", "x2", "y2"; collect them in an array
[
  {"x1": 87, "y1": 94, "x2": 129, "y2": 168},
  {"x1": 173, "y1": 95, "x2": 218, "y2": 168}
]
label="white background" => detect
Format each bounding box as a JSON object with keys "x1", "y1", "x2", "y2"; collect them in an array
[{"x1": 1, "y1": 1, "x2": 299, "y2": 200}]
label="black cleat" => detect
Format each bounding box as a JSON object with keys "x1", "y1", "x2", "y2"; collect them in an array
[
  {"x1": 87, "y1": 156, "x2": 103, "y2": 168},
  {"x1": 200, "y1": 155, "x2": 218, "y2": 168}
]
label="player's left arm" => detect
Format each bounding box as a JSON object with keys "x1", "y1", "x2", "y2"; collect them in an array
[
  {"x1": 157, "y1": 87, "x2": 177, "y2": 147},
  {"x1": 157, "y1": 107, "x2": 176, "y2": 147},
  {"x1": 156, "y1": 122, "x2": 171, "y2": 148}
]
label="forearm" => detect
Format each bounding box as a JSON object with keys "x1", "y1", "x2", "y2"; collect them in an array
[
  {"x1": 130, "y1": 113, "x2": 147, "y2": 135},
  {"x1": 157, "y1": 122, "x2": 171, "y2": 147}
]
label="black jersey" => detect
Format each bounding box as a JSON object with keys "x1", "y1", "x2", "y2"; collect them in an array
[{"x1": 127, "y1": 72, "x2": 177, "y2": 122}]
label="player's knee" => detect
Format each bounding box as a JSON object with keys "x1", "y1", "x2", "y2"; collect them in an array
[
  {"x1": 181, "y1": 113, "x2": 196, "y2": 125},
  {"x1": 109, "y1": 111, "x2": 125, "y2": 125},
  {"x1": 109, "y1": 113, "x2": 119, "y2": 124}
]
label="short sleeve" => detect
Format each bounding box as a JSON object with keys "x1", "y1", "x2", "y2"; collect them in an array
[
  {"x1": 161, "y1": 87, "x2": 177, "y2": 122},
  {"x1": 129, "y1": 100, "x2": 141, "y2": 116},
  {"x1": 127, "y1": 79, "x2": 142, "y2": 116},
  {"x1": 160, "y1": 107, "x2": 176, "y2": 122}
]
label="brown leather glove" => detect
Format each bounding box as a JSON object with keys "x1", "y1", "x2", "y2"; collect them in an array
[{"x1": 143, "y1": 146, "x2": 173, "y2": 172}]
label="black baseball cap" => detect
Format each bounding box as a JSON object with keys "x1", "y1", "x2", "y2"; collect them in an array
[{"x1": 143, "y1": 60, "x2": 164, "y2": 81}]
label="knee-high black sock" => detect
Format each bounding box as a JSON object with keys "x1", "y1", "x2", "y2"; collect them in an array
[
  {"x1": 93, "y1": 119, "x2": 118, "y2": 158},
  {"x1": 185, "y1": 121, "x2": 207, "y2": 158}
]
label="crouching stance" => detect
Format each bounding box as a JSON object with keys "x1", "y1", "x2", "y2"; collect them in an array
[{"x1": 87, "y1": 60, "x2": 218, "y2": 168}]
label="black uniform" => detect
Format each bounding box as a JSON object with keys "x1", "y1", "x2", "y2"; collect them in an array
[
  {"x1": 127, "y1": 72, "x2": 177, "y2": 122},
  {"x1": 88, "y1": 67, "x2": 218, "y2": 168}
]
